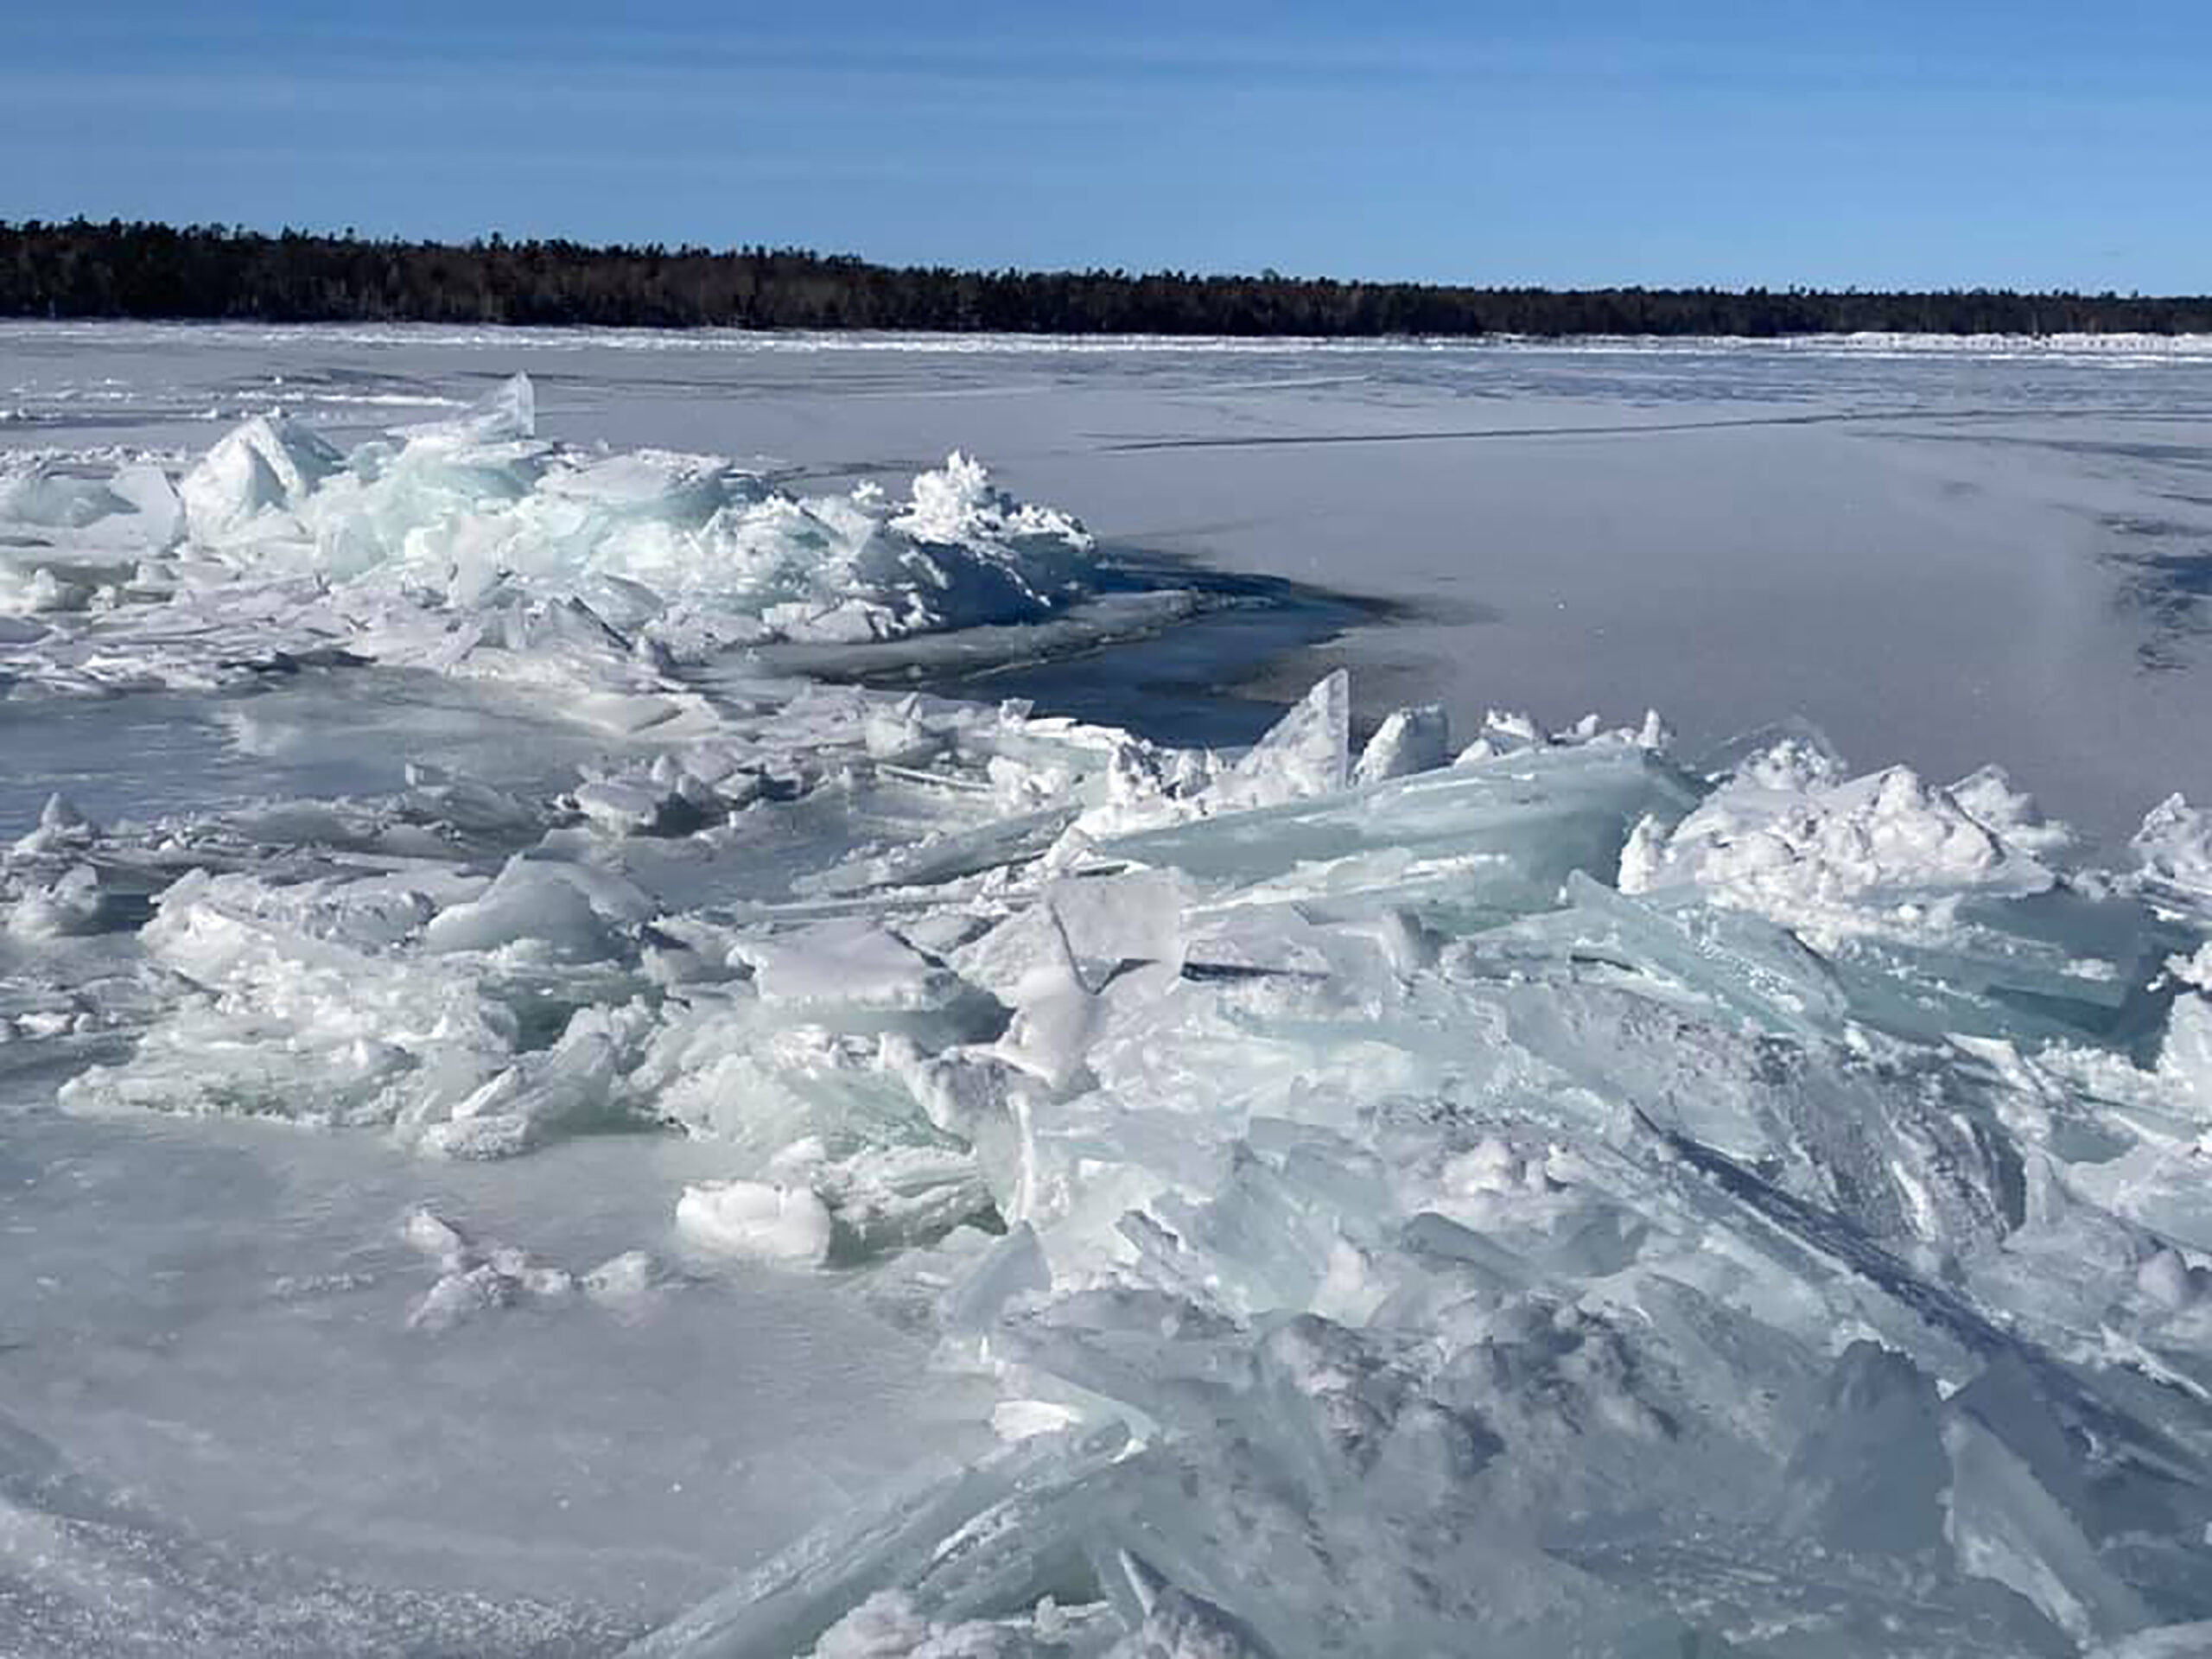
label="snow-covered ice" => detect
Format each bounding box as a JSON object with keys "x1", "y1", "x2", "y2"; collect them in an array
[{"x1": 6, "y1": 327, "x2": 2212, "y2": 1656}]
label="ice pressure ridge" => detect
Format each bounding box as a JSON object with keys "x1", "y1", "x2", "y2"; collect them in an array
[
  {"x1": 0, "y1": 372, "x2": 1096, "y2": 698},
  {"x1": 8, "y1": 402, "x2": 2212, "y2": 1655},
  {"x1": 8, "y1": 658, "x2": 2212, "y2": 1656}
]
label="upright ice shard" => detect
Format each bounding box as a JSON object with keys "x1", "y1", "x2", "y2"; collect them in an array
[
  {"x1": 1351, "y1": 702, "x2": 1450, "y2": 786},
  {"x1": 1198, "y1": 669, "x2": 1350, "y2": 813},
  {"x1": 177, "y1": 413, "x2": 342, "y2": 543}
]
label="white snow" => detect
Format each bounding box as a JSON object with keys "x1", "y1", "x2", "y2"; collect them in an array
[
  {"x1": 676, "y1": 1179, "x2": 837, "y2": 1264},
  {"x1": 1622, "y1": 753, "x2": 2059, "y2": 949},
  {"x1": 2136, "y1": 794, "x2": 2212, "y2": 907}
]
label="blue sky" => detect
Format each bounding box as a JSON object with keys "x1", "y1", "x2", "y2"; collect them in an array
[{"x1": 4, "y1": 1, "x2": 2209, "y2": 289}]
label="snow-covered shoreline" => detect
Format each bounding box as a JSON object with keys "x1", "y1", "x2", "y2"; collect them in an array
[{"x1": 12, "y1": 317, "x2": 2212, "y2": 356}]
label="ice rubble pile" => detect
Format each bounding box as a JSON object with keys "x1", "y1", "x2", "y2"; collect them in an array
[
  {"x1": 12, "y1": 658, "x2": 2212, "y2": 1658},
  {"x1": 0, "y1": 373, "x2": 1095, "y2": 681}
]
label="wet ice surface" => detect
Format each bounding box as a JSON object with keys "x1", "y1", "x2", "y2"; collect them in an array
[{"x1": 3, "y1": 330, "x2": 2212, "y2": 1657}]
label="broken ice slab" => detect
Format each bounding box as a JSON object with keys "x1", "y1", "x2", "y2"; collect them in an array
[
  {"x1": 1943, "y1": 1409, "x2": 2154, "y2": 1647},
  {"x1": 421, "y1": 853, "x2": 654, "y2": 960},
  {"x1": 1095, "y1": 741, "x2": 1699, "y2": 924},
  {"x1": 1817, "y1": 927, "x2": 2144, "y2": 1045},
  {"x1": 1103, "y1": 1554, "x2": 1279, "y2": 1659},
  {"x1": 397, "y1": 369, "x2": 537, "y2": 447},
  {"x1": 1197, "y1": 667, "x2": 1351, "y2": 812},
  {"x1": 979, "y1": 1305, "x2": 1738, "y2": 1658},
  {"x1": 2133, "y1": 794, "x2": 2212, "y2": 918},
  {"x1": 620, "y1": 1426, "x2": 1128, "y2": 1659},
  {"x1": 1351, "y1": 702, "x2": 1451, "y2": 787},
  {"x1": 2091, "y1": 1625, "x2": 2212, "y2": 1659},
  {"x1": 178, "y1": 414, "x2": 344, "y2": 545},
  {"x1": 938, "y1": 1221, "x2": 1052, "y2": 1335},
  {"x1": 1722, "y1": 878, "x2": 2157, "y2": 1045},
  {"x1": 1551, "y1": 1529, "x2": 2076, "y2": 1656},
  {"x1": 572, "y1": 777, "x2": 712, "y2": 837},
  {"x1": 1478, "y1": 871, "x2": 2145, "y2": 1046},
  {"x1": 734, "y1": 918, "x2": 961, "y2": 1010},
  {"x1": 1463, "y1": 869, "x2": 1852, "y2": 1041},
  {"x1": 796, "y1": 803, "x2": 1080, "y2": 898},
  {"x1": 0, "y1": 464, "x2": 139, "y2": 532}
]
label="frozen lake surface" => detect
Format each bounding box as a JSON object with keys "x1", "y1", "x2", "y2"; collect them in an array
[
  {"x1": 8, "y1": 322, "x2": 2208, "y2": 842},
  {"x1": 3, "y1": 325, "x2": 2212, "y2": 1657}
]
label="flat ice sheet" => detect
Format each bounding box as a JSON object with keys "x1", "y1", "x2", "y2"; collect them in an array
[{"x1": 0, "y1": 1113, "x2": 992, "y2": 1615}]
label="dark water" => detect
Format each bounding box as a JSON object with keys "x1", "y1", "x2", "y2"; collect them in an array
[
  {"x1": 880, "y1": 550, "x2": 1384, "y2": 750},
  {"x1": 0, "y1": 557, "x2": 1373, "y2": 842}
]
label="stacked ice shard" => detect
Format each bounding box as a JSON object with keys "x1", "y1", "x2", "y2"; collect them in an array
[
  {"x1": 7, "y1": 389, "x2": 2212, "y2": 1656},
  {"x1": 0, "y1": 374, "x2": 1095, "y2": 698}
]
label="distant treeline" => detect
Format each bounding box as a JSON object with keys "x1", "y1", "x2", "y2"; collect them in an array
[{"x1": 5, "y1": 219, "x2": 2209, "y2": 339}]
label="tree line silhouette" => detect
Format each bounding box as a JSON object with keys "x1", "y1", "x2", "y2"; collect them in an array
[{"x1": 5, "y1": 219, "x2": 2208, "y2": 339}]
